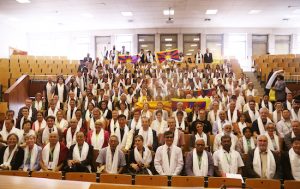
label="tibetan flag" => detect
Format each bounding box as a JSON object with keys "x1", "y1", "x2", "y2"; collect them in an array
[
  {"x1": 171, "y1": 98, "x2": 211, "y2": 111},
  {"x1": 156, "y1": 49, "x2": 180, "y2": 63},
  {"x1": 118, "y1": 55, "x2": 139, "y2": 64}
]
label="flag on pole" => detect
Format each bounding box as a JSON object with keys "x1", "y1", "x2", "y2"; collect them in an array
[
  {"x1": 118, "y1": 55, "x2": 139, "y2": 64},
  {"x1": 156, "y1": 49, "x2": 180, "y2": 63}
]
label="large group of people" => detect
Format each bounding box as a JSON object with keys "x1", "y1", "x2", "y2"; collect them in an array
[{"x1": 0, "y1": 49, "x2": 299, "y2": 181}]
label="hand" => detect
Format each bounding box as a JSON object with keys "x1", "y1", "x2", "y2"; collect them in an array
[
  {"x1": 131, "y1": 164, "x2": 139, "y2": 171},
  {"x1": 67, "y1": 160, "x2": 74, "y2": 167}
]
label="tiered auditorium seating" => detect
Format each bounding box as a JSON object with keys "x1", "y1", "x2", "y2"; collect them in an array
[
  {"x1": 0, "y1": 55, "x2": 79, "y2": 92},
  {"x1": 253, "y1": 54, "x2": 300, "y2": 83}
]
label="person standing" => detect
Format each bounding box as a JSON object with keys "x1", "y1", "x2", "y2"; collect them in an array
[{"x1": 204, "y1": 48, "x2": 213, "y2": 64}]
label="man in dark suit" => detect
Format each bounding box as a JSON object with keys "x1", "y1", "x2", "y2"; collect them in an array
[
  {"x1": 204, "y1": 48, "x2": 213, "y2": 64},
  {"x1": 83, "y1": 53, "x2": 92, "y2": 63},
  {"x1": 245, "y1": 135, "x2": 282, "y2": 179},
  {"x1": 281, "y1": 137, "x2": 300, "y2": 180},
  {"x1": 17, "y1": 98, "x2": 37, "y2": 123}
]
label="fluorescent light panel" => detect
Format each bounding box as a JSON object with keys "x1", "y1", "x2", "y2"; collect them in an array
[
  {"x1": 138, "y1": 39, "x2": 145, "y2": 42},
  {"x1": 186, "y1": 53, "x2": 192, "y2": 56},
  {"x1": 165, "y1": 44, "x2": 172, "y2": 47},
  {"x1": 141, "y1": 44, "x2": 148, "y2": 47},
  {"x1": 163, "y1": 9, "x2": 175, "y2": 16},
  {"x1": 165, "y1": 38, "x2": 172, "y2": 41},
  {"x1": 121, "y1": 12, "x2": 133, "y2": 16},
  {"x1": 206, "y1": 9, "x2": 218, "y2": 15},
  {"x1": 16, "y1": 0, "x2": 30, "y2": 3},
  {"x1": 189, "y1": 49, "x2": 194, "y2": 52},
  {"x1": 193, "y1": 38, "x2": 200, "y2": 41},
  {"x1": 248, "y1": 10, "x2": 261, "y2": 14},
  {"x1": 191, "y1": 44, "x2": 198, "y2": 47}
]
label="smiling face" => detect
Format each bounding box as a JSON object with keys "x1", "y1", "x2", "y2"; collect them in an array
[
  {"x1": 7, "y1": 134, "x2": 18, "y2": 148},
  {"x1": 76, "y1": 132, "x2": 85, "y2": 146}
]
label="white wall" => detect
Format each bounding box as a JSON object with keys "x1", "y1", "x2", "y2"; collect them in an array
[{"x1": 0, "y1": 22, "x2": 27, "y2": 58}]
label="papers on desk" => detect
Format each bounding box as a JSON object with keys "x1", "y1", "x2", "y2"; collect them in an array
[{"x1": 225, "y1": 173, "x2": 244, "y2": 183}]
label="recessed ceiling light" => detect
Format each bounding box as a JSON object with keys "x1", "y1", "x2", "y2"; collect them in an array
[
  {"x1": 248, "y1": 10, "x2": 262, "y2": 14},
  {"x1": 139, "y1": 39, "x2": 145, "y2": 42},
  {"x1": 165, "y1": 38, "x2": 172, "y2": 41},
  {"x1": 191, "y1": 44, "x2": 198, "y2": 47},
  {"x1": 163, "y1": 9, "x2": 175, "y2": 16},
  {"x1": 165, "y1": 44, "x2": 172, "y2": 47},
  {"x1": 121, "y1": 12, "x2": 133, "y2": 16},
  {"x1": 189, "y1": 49, "x2": 194, "y2": 52},
  {"x1": 141, "y1": 44, "x2": 148, "y2": 47},
  {"x1": 193, "y1": 38, "x2": 200, "y2": 41},
  {"x1": 186, "y1": 53, "x2": 192, "y2": 56},
  {"x1": 282, "y1": 18, "x2": 290, "y2": 21},
  {"x1": 206, "y1": 9, "x2": 218, "y2": 15},
  {"x1": 81, "y1": 13, "x2": 94, "y2": 18},
  {"x1": 16, "y1": 0, "x2": 30, "y2": 3}
]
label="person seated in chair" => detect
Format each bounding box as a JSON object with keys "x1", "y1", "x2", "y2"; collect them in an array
[
  {"x1": 65, "y1": 132, "x2": 94, "y2": 172},
  {"x1": 96, "y1": 135, "x2": 126, "y2": 174},
  {"x1": 282, "y1": 137, "x2": 300, "y2": 180}
]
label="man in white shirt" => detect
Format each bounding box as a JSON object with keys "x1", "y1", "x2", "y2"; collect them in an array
[
  {"x1": 154, "y1": 131, "x2": 184, "y2": 175},
  {"x1": 213, "y1": 135, "x2": 244, "y2": 177},
  {"x1": 276, "y1": 109, "x2": 292, "y2": 138},
  {"x1": 0, "y1": 119, "x2": 20, "y2": 143}
]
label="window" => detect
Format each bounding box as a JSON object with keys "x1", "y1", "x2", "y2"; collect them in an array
[
  {"x1": 275, "y1": 35, "x2": 291, "y2": 54},
  {"x1": 72, "y1": 37, "x2": 90, "y2": 60},
  {"x1": 115, "y1": 35, "x2": 133, "y2": 54},
  {"x1": 183, "y1": 34, "x2": 201, "y2": 56},
  {"x1": 252, "y1": 35, "x2": 268, "y2": 56},
  {"x1": 95, "y1": 36, "x2": 111, "y2": 59},
  {"x1": 206, "y1": 34, "x2": 223, "y2": 60},
  {"x1": 138, "y1": 34, "x2": 155, "y2": 54},
  {"x1": 225, "y1": 33, "x2": 247, "y2": 66},
  {"x1": 160, "y1": 34, "x2": 178, "y2": 51}
]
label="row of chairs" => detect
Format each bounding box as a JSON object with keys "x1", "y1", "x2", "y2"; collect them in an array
[{"x1": 0, "y1": 171, "x2": 299, "y2": 189}]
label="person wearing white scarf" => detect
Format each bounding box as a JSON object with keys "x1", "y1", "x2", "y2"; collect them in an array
[
  {"x1": 212, "y1": 110, "x2": 228, "y2": 135},
  {"x1": 67, "y1": 132, "x2": 93, "y2": 172},
  {"x1": 151, "y1": 111, "x2": 168, "y2": 135},
  {"x1": 185, "y1": 138, "x2": 214, "y2": 176},
  {"x1": 236, "y1": 127, "x2": 256, "y2": 158},
  {"x1": 282, "y1": 137, "x2": 300, "y2": 180},
  {"x1": 0, "y1": 133, "x2": 24, "y2": 170},
  {"x1": 128, "y1": 135, "x2": 153, "y2": 175},
  {"x1": 37, "y1": 116, "x2": 59, "y2": 146},
  {"x1": 33, "y1": 114, "x2": 47, "y2": 133},
  {"x1": 66, "y1": 119, "x2": 80, "y2": 149},
  {"x1": 89, "y1": 108, "x2": 102, "y2": 131},
  {"x1": 245, "y1": 135, "x2": 280, "y2": 179},
  {"x1": 163, "y1": 117, "x2": 185, "y2": 148},
  {"x1": 252, "y1": 108, "x2": 273, "y2": 136},
  {"x1": 175, "y1": 111, "x2": 188, "y2": 133},
  {"x1": 276, "y1": 109, "x2": 292, "y2": 138},
  {"x1": 213, "y1": 135, "x2": 244, "y2": 176},
  {"x1": 66, "y1": 103, "x2": 77, "y2": 122},
  {"x1": 260, "y1": 95, "x2": 273, "y2": 113},
  {"x1": 265, "y1": 123, "x2": 280, "y2": 152},
  {"x1": 154, "y1": 131, "x2": 184, "y2": 175},
  {"x1": 87, "y1": 119, "x2": 109, "y2": 150},
  {"x1": 291, "y1": 104, "x2": 300, "y2": 121},
  {"x1": 190, "y1": 122, "x2": 208, "y2": 148},
  {"x1": 40, "y1": 132, "x2": 67, "y2": 172},
  {"x1": 130, "y1": 111, "x2": 142, "y2": 131},
  {"x1": 113, "y1": 115, "x2": 129, "y2": 151},
  {"x1": 0, "y1": 119, "x2": 20, "y2": 142},
  {"x1": 21, "y1": 134, "x2": 42, "y2": 171},
  {"x1": 136, "y1": 117, "x2": 157, "y2": 151},
  {"x1": 213, "y1": 123, "x2": 238, "y2": 152},
  {"x1": 96, "y1": 135, "x2": 126, "y2": 174},
  {"x1": 227, "y1": 101, "x2": 239, "y2": 124},
  {"x1": 109, "y1": 110, "x2": 119, "y2": 133}
]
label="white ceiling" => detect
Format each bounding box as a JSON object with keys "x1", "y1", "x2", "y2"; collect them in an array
[{"x1": 1, "y1": 0, "x2": 300, "y2": 32}]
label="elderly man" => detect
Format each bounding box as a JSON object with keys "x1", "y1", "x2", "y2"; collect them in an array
[
  {"x1": 282, "y1": 137, "x2": 300, "y2": 180},
  {"x1": 96, "y1": 135, "x2": 126, "y2": 174},
  {"x1": 212, "y1": 110, "x2": 228, "y2": 135},
  {"x1": 185, "y1": 138, "x2": 214, "y2": 176},
  {"x1": 284, "y1": 120, "x2": 300, "y2": 150},
  {"x1": 154, "y1": 131, "x2": 184, "y2": 175},
  {"x1": 40, "y1": 132, "x2": 68, "y2": 172},
  {"x1": 0, "y1": 119, "x2": 20, "y2": 143},
  {"x1": 245, "y1": 135, "x2": 281, "y2": 179},
  {"x1": 252, "y1": 108, "x2": 273, "y2": 136},
  {"x1": 159, "y1": 117, "x2": 185, "y2": 148},
  {"x1": 134, "y1": 117, "x2": 158, "y2": 151},
  {"x1": 213, "y1": 135, "x2": 244, "y2": 177},
  {"x1": 243, "y1": 99, "x2": 259, "y2": 126},
  {"x1": 65, "y1": 132, "x2": 94, "y2": 172},
  {"x1": 213, "y1": 122, "x2": 238, "y2": 152}
]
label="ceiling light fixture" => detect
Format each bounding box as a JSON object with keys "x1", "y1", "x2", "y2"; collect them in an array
[
  {"x1": 165, "y1": 44, "x2": 172, "y2": 47},
  {"x1": 16, "y1": 0, "x2": 30, "y2": 3},
  {"x1": 248, "y1": 10, "x2": 262, "y2": 14},
  {"x1": 191, "y1": 44, "x2": 198, "y2": 47},
  {"x1": 139, "y1": 39, "x2": 145, "y2": 42},
  {"x1": 165, "y1": 38, "x2": 172, "y2": 41},
  {"x1": 163, "y1": 9, "x2": 175, "y2": 16},
  {"x1": 186, "y1": 53, "x2": 192, "y2": 56},
  {"x1": 121, "y1": 12, "x2": 133, "y2": 16},
  {"x1": 206, "y1": 9, "x2": 218, "y2": 15},
  {"x1": 193, "y1": 38, "x2": 200, "y2": 41}
]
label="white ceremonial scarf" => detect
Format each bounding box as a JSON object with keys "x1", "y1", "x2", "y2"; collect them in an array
[
  {"x1": 35, "y1": 101, "x2": 43, "y2": 111},
  {"x1": 265, "y1": 133, "x2": 280, "y2": 151},
  {"x1": 192, "y1": 149, "x2": 208, "y2": 176},
  {"x1": 217, "y1": 119, "x2": 225, "y2": 134},
  {"x1": 91, "y1": 129, "x2": 105, "y2": 150},
  {"x1": 42, "y1": 142, "x2": 60, "y2": 170},
  {"x1": 101, "y1": 109, "x2": 108, "y2": 119},
  {"x1": 162, "y1": 144, "x2": 177, "y2": 175},
  {"x1": 1, "y1": 145, "x2": 18, "y2": 167},
  {"x1": 272, "y1": 110, "x2": 282, "y2": 123},
  {"x1": 118, "y1": 109, "x2": 129, "y2": 119},
  {"x1": 56, "y1": 119, "x2": 68, "y2": 132},
  {"x1": 114, "y1": 125, "x2": 129, "y2": 148},
  {"x1": 110, "y1": 119, "x2": 119, "y2": 134},
  {"x1": 286, "y1": 100, "x2": 292, "y2": 111},
  {"x1": 67, "y1": 107, "x2": 77, "y2": 122},
  {"x1": 33, "y1": 119, "x2": 46, "y2": 132},
  {"x1": 138, "y1": 128, "x2": 153, "y2": 147},
  {"x1": 261, "y1": 101, "x2": 273, "y2": 113},
  {"x1": 289, "y1": 147, "x2": 300, "y2": 180},
  {"x1": 134, "y1": 147, "x2": 152, "y2": 175},
  {"x1": 141, "y1": 110, "x2": 152, "y2": 119},
  {"x1": 23, "y1": 144, "x2": 38, "y2": 171},
  {"x1": 219, "y1": 149, "x2": 238, "y2": 174},
  {"x1": 209, "y1": 110, "x2": 219, "y2": 124},
  {"x1": 73, "y1": 142, "x2": 91, "y2": 172},
  {"x1": 175, "y1": 117, "x2": 186, "y2": 131},
  {"x1": 130, "y1": 118, "x2": 142, "y2": 131},
  {"x1": 151, "y1": 120, "x2": 167, "y2": 135},
  {"x1": 171, "y1": 129, "x2": 179, "y2": 146},
  {"x1": 85, "y1": 110, "x2": 92, "y2": 122},
  {"x1": 47, "y1": 108, "x2": 58, "y2": 117},
  {"x1": 253, "y1": 147, "x2": 276, "y2": 179},
  {"x1": 42, "y1": 126, "x2": 58, "y2": 144},
  {"x1": 257, "y1": 117, "x2": 272, "y2": 135},
  {"x1": 227, "y1": 109, "x2": 238, "y2": 123},
  {"x1": 238, "y1": 122, "x2": 247, "y2": 135},
  {"x1": 66, "y1": 127, "x2": 79, "y2": 148},
  {"x1": 242, "y1": 136, "x2": 255, "y2": 154},
  {"x1": 249, "y1": 109, "x2": 259, "y2": 122},
  {"x1": 192, "y1": 112, "x2": 200, "y2": 122},
  {"x1": 195, "y1": 132, "x2": 208, "y2": 147},
  {"x1": 105, "y1": 146, "x2": 119, "y2": 174},
  {"x1": 89, "y1": 118, "x2": 97, "y2": 131},
  {"x1": 291, "y1": 109, "x2": 300, "y2": 121}
]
